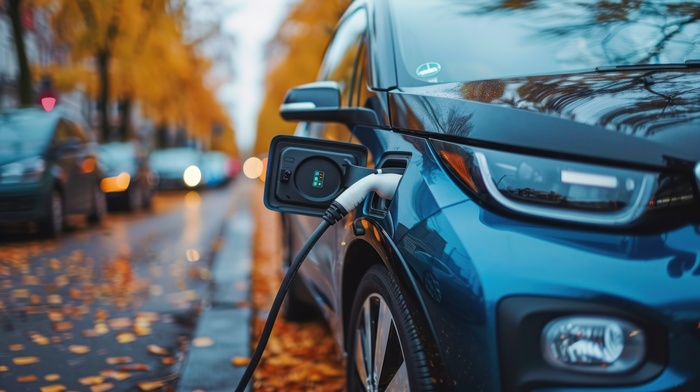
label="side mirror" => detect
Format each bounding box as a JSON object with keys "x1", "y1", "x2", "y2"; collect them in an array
[
  {"x1": 280, "y1": 81, "x2": 379, "y2": 126},
  {"x1": 264, "y1": 135, "x2": 368, "y2": 217}
]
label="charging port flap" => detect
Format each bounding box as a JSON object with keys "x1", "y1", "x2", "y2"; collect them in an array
[{"x1": 264, "y1": 135, "x2": 369, "y2": 217}]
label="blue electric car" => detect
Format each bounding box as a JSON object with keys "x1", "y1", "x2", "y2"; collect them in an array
[{"x1": 268, "y1": 0, "x2": 700, "y2": 390}]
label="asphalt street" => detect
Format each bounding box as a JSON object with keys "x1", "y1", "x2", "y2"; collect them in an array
[{"x1": 0, "y1": 178, "x2": 252, "y2": 391}]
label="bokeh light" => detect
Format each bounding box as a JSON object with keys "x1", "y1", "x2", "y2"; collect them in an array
[
  {"x1": 183, "y1": 165, "x2": 202, "y2": 187},
  {"x1": 243, "y1": 157, "x2": 263, "y2": 179}
]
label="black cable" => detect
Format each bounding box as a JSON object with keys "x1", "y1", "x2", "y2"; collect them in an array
[{"x1": 235, "y1": 218, "x2": 333, "y2": 392}]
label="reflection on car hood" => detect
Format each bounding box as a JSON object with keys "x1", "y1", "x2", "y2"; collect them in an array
[{"x1": 391, "y1": 69, "x2": 700, "y2": 168}]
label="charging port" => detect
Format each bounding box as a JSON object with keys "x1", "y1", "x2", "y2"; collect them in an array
[{"x1": 366, "y1": 154, "x2": 410, "y2": 218}]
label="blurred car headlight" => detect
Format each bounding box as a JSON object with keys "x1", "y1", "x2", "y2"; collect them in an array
[
  {"x1": 0, "y1": 156, "x2": 46, "y2": 184},
  {"x1": 432, "y1": 140, "x2": 696, "y2": 226},
  {"x1": 100, "y1": 172, "x2": 131, "y2": 193},
  {"x1": 542, "y1": 316, "x2": 645, "y2": 373},
  {"x1": 183, "y1": 165, "x2": 201, "y2": 187}
]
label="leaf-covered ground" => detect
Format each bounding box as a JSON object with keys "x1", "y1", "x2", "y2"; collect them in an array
[{"x1": 248, "y1": 182, "x2": 345, "y2": 392}]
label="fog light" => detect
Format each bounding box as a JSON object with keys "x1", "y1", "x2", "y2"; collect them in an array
[{"x1": 542, "y1": 316, "x2": 645, "y2": 373}]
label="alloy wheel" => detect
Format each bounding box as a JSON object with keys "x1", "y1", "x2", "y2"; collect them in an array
[{"x1": 353, "y1": 293, "x2": 410, "y2": 391}]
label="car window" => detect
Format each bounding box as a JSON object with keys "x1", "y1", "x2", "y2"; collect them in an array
[
  {"x1": 53, "y1": 120, "x2": 71, "y2": 145},
  {"x1": 66, "y1": 121, "x2": 88, "y2": 143},
  {"x1": 311, "y1": 7, "x2": 368, "y2": 143},
  {"x1": 318, "y1": 7, "x2": 368, "y2": 106}
]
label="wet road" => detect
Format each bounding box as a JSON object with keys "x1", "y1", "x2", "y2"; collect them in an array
[{"x1": 0, "y1": 181, "x2": 242, "y2": 391}]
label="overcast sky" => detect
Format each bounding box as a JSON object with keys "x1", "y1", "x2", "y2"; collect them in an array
[{"x1": 218, "y1": 0, "x2": 295, "y2": 155}]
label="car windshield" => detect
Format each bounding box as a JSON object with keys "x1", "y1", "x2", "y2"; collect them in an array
[
  {"x1": 0, "y1": 110, "x2": 55, "y2": 156},
  {"x1": 391, "y1": 0, "x2": 700, "y2": 86},
  {"x1": 99, "y1": 142, "x2": 137, "y2": 173}
]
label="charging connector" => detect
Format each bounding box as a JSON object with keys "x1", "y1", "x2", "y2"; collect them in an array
[{"x1": 235, "y1": 172, "x2": 403, "y2": 392}]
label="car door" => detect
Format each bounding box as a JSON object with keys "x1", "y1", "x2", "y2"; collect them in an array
[
  {"x1": 293, "y1": 6, "x2": 369, "y2": 311},
  {"x1": 51, "y1": 120, "x2": 84, "y2": 213},
  {"x1": 59, "y1": 120, "x2": 94, "y2": 210}
]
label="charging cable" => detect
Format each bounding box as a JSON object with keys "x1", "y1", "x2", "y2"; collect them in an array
[{"x1": 235, "y1": 172, "x2": 402, "y2": 392}]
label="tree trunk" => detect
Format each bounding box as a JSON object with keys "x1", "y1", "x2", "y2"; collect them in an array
[
  {"x1": 97, "y1": 49, "x2": 111, "y2": 142},
  {"x1": 118, "y1": 98, "x2": 133, "y2": 141},
  {"x1": 8, "y1": 0, "x2": 33, "y2": 107}
]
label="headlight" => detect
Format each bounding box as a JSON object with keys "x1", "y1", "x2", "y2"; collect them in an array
[
  {"x1": 0, "y1": 156, "x2": 46, "y2": 184},
  {"x1": 432, "y1": 140, "x2": 696, "y2": 226},
  {"x1": 183, "y1": 165, "x2": 201, "y2": 187},
  {"x1": 542, "y1": 316, "x2": 645, "y2": 373}
]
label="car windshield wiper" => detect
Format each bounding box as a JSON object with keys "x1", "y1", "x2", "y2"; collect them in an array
[{"x1": 596, "y1": 60, "x2": 700, "y2": 72}]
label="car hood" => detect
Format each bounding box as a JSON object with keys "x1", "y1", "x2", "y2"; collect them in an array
[{"x1": 390, "y1": 69, "x2": 700, "y2": 169}]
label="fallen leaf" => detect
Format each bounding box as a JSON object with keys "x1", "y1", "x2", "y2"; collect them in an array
[
  {"x1": 48, "y1": 309, "x2": 64, "y2": 322},
  {"x1": 68, "y1": 287, "x2": 81, "y2": 299},
  {"x1": 55, "y1": 275, "x2": 69, "y2": 287},
  {"x1": 68, "y1": 345, "x2": 91, "y2": 354},
  {"x1": 146, "y1": 345, "x2": 169, "y2": 356},
  {"x1": 9, "y1": 344, "x2": 24, "y2": 351},
  {"x1": 94, "y1": 323, "x2": 110, "y2": 335},
  {"x1": 30, "y1": 333, "x2": 50, "y2": 345},
  {"x1": 22, "y1": 275, "x2": 39, "y2": 285},
  {"x1": 49, "y1": 258, "x2": 61, "y2": 270},
  {"x1": 161, "y1": 357, "x2": 176, "y2": 365},
  {"x1": 40, "y1": 385, "x2": 66, "y2": 392},
  {"x1": 115, "y1": 332, "x2": 136, "y2": 344},
  {"x1": 30, "y1": 295, "x2": 42, "y2": 304},
  {"x1": 96, "y1": 309, "x2": 109, "y2": 321},
  {"x1": 79, "y1": 376, "x2": 105, "y2": 385},
  {"x1": 192, "y1": 337, "x2": 213, "y2": 347},
  {"x1": 105, "y1": 357, "x2": 132, "y2": 365},
  {"x1": 137, "y1": 380, "x2": 166, "y2": 391},
  {"x1": 13, "y1": 356, "x2": 40, "y2": 365},
  {"x1": 17, "y1": 375, "x2": 38, "y2": 382},
  {"x1": 0, "y1": 366, "x2": 8, "y2": 371},
  {"x1": 99, "y1": 369, "x2": 131, "y2": 381},
  {"x1": 107, "y1": 318, "x2": 131, "y2": 329},
  {"x1": 44, "y1": 374, "x2": 61, "y2": 381},
  {"x1": 12, "y1": 289, "x2": 29, "y2": 298},
  {"x1": 52, "y1": 322, "x2": 73, "y2": 332},
  {"x1": 231, "y1": 357, "x2": 250, "y2": 367},
  {"x1": 90, "y1": 383, "x2": 114, "y2": 392},
  {"x1": 47, "y1": 295, "x2": 62, "y2": 305},
  {"x1": 118, "y1": 364, "x2": 151, "y2": 372}
]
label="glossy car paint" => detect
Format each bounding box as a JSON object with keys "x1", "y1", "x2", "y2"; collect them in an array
[{"x1": 283, "y1": 1, "x2": 700, "y2": 391}]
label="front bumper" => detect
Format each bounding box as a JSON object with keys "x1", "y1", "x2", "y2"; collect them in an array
[{"x1": 0, "y1": 182, "x2": 50, "y2": 223}]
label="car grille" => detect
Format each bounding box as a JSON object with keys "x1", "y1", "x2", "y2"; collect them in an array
[{"x1": 0, "y1": 196, "x2": 35, "y2": 212}]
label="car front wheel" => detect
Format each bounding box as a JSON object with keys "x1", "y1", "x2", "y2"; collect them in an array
[
  {"x1": 87, "y1": 184, "x2": 106, "y2": 224},
  {"x1": 37, "y1": 189, "x2": 63, "y2": 238},
  {"x1": 346, "y1": 265, "x2": 434, "y2": 392}
]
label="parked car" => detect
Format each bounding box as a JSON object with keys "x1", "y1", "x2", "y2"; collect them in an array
[
  {"x1": 272, "y1": 1, "x2": 700, "y2": 391},
  {"x1": 148, "y1": 147, "x2": 202, "y2": 190},
  {"x1": 98, "y1": 141, "x2": 155, "y2": 211},
  {"x1": 0, "y1": 106, "x2": 106, "y2": 238},
  {"x1": 200, "y1": 150, "x2": 231, "y2": 188}
]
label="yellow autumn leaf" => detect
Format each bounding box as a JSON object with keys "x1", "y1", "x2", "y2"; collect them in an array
[
  {"x1": 68, "y1": 345, "x2": 91, "y2": 354},
  {"x1": 79, "y1": 376, "x2": 105, "y2": 385},
  {"x1": 13, "y1": 356, "x2": 40, "y2": 365},
  {"x1": 40, "y1": 385, "x2": 66, "y2": 392},
  {"x1": 44, "y1": 374, "x2": 61, "y2": 381}
]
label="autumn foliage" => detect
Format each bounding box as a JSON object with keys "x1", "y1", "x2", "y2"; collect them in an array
[
  {"x1": 254, "y1": 0, "x2": 351, "y2": 156},
  {"x1": 28, "y1": 0, "x2": 238, "y2": 156}
]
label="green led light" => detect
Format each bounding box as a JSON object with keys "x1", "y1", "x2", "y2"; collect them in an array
[{"x1": 312, "y1": 170, "x2": 325, "y2": 188}]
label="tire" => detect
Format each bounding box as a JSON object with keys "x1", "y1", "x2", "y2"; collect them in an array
[
  {"x1": 87, "y1": 183, "x2": 107, "y2": 224},
  {"x1": 37, "y1": 189, "x2": 64, "y2": 239},
  {"x1": 346, "y1": 265, "x2": 434, "y2": 392},
  {"x1": 126, "y1": 183, "x2": 144, "y2": 211}
]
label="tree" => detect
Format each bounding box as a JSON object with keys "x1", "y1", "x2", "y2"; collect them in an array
[
  {"x1": 8, "y1": 0, "x2": 33, "y2": 106},
  {"x1": 254, "y1": 0, "x2": 351, "y2": 156}
]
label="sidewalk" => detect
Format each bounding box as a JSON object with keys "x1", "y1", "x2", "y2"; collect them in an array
[{"x1": 176, "y1": 180, "x2": 254, "y2": 392}]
